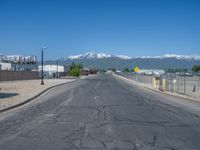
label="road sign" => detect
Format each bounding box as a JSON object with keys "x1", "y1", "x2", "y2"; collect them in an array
[{"x1": 133, "y1": 67, "x2": 139, "y2": 73}]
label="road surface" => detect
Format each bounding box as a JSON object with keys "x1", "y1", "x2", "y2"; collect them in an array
[{"x1": 0, "y1": 74, "x2": 200, "y2": 150}]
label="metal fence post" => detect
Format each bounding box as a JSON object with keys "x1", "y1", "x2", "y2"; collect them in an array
[
  {"x1": 198, "y1": 72, "x2": 200, "y2": 91},
  {"x1": 177, "y1": 76, "x2": 179, "y2": 93},
  {"x1": 173, "y1": 79, "x2": 176, "y2": 93},
  {"x1": 184, "y1": 75, "x2": 186, "y2": 95}
]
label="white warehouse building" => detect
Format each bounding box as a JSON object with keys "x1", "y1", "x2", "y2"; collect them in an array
[
  {"x1": 138, "y1": 69, "x2": 165, "y2": 76},
  {"x1": 0, "y1": 62, "x2": 12, "y2": 70},
  {"x1": 38, "y1": 65, "x2": 65, "y2": 77}
]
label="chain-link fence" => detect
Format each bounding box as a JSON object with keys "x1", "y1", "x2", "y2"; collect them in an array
[
  {"x1": 162, "y1": 73, "x2": 200, "y2": 96},
  {"x1": 116, "y1": 72, "x2": 200, "y2": 98}
]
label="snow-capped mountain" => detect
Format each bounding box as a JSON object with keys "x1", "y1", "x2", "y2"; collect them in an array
[
  {"x1": 65, "y1": 52, "x2": 131, "y2": 60},
  {"x1": 161, "y1": 54, "x2": 200, "y2": 60},
  {"x1": 48, "y1": 52, "x2": 200, "y2": 70},
  {"x1": 136, "y1": 54, "x2": 200, "y2": 60},
  {"x1": 65, "y1": 52, "x2": 200, "y2": 60},
  {"x1": 66, "y1": 52, "x2": 112, "y2": 59},
  {"x1": 116, "y1": 55, "x2": 131, "y2": 59}
]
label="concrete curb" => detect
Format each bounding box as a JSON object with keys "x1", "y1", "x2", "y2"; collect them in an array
[
  {"x1": 114, "y1": 74, "x2": 200, "y2": 103},
  {"x1": 0, "y1": 79, "x2": 79, "y2": 113}
]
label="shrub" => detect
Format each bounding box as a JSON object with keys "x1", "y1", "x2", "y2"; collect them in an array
[
  {"x1": 192, "y1": 65, "x2": 200, "y2": 73},
  {"x1": 68, "y1": 63, "x2": 82, "y2": 77}
]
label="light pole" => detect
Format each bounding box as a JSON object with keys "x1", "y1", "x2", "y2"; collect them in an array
[
  {"x1": 56, "y1": 60, "x2": 58, "y2": 79},
  {"x1": 41, "y1": 47, "x2": 47, "y2": 85},
  {"x1": 198, "y1": 71, "x2": 200, "y2": 91}
]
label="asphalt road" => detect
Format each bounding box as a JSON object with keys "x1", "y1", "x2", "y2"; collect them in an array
[{"x1": 0, "y1": 74, "x2": 200, "y2": 150}]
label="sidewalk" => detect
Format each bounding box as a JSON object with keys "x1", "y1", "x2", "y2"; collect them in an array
[
  {"x1": 0, "y1": 78, "x2": 77, "y2": 111},
  {"x1": 114, "y1": 74, "x2": 200, "y2": 102},
  {"x1": 145, "y1": 84, "x2": 200, "y2": 102}
]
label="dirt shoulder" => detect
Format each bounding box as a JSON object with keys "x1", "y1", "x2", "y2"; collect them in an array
[{"x1": 0, "y1": 78, "x2": 77, "y2": 111}]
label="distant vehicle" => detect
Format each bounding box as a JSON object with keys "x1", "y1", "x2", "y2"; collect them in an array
[{"x1": 81, "y1": 70, "x2": 89, "y2": 76}]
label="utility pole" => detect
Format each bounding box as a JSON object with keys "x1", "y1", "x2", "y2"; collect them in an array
[
  {"x1": 41, "y1": 47, "x2": 47, "y2": 85},
  {"x1": 198, "y1": 71, "x2": 200, "y2": 91},
  {"x1": 57, "y1": 60, "x2": 58, "y2": 79}
]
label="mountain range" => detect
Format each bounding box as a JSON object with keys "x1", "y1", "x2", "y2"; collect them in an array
[
  {"x1": 65, "y1": 52, "x2": 132, "y2": 60},
  {"x1": 48, "y1": 52, "x2": 200, "y2": 70},
  {"x1": 2, "y1": 52, "x2": 199, "y2": 70},
  {"x1": 65, "y1": 52, "x2": 200, "y2": 60}
]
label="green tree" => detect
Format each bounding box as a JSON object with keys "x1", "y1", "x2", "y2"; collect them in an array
[
  {"x1": 192, "y1": 65, "x2": 200, "y2": 72},
  {"x1": 77, "y1": 63, "x2": 83, "y2": 69},
  {"x1": 124, "y1": 68, "x2": 130, "y2": 72},
  {"x1": 68, "y1": 62, "x2": 83, "y2": 77}
]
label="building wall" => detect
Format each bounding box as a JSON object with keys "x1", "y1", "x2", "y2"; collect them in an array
[
  {"x1": 0, "y1": 62, "x2": 12, "y2": 70},
  {"x1": 0, "y1": 70, "x2": 39, "y2": 81},
  {"x1": 11, "y1": 63, "x2": 38, "y2": 71},
  {"x1": 0, "y1": 54, "x2": 37, "y2": 64},
  {"x1": 38, "y1": 65, "x2": 66, "y2": 78},
  {"x1": 138, "y1": 69, "x2": 165, "y2": 75},
  {"x1": 38, "y1": 65, "x2": 64, "y2": 72}
]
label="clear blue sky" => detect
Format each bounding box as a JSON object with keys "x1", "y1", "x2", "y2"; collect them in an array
[{"x1": 0, "y1": 0, "x2": 200, "y2": 60}]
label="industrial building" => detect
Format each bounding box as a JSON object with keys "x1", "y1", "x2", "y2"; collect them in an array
[{"x1": 38, "y1": 65, "x2": 65, "y2": 78}]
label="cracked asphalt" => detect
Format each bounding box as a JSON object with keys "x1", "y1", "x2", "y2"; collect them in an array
[{"x1": 0, "y1": 74, "x2": 200, "y2": 150}]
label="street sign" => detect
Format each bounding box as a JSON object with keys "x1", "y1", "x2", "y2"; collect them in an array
[{"x1": 133, "y1": 67, "x2": 139, "y2": 73}]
